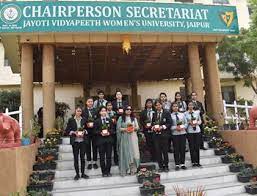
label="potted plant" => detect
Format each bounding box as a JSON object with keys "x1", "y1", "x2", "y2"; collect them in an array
[
  {"x1": 27, "y1": 190, "x2": 50, "y2": 196},
  {"x1": 214, "y1": 142, "x2": 236, "y2": 156},
  {"x1": 237, "y1": 167, "x2": 257, "y2": 183},
  {"x1": 245, "y1": 177, "x2": 257, "y2": 195},
  {"x1": 139, "y1": 179, "x2": 165, "y2": 196},
  {"x1": 208, "y1": 137, "x2": 223, "y2": 148},
  {"x1": 153, "y1": 120, "x2": 161, "y2": 135},
  {"x1": 138, "y1": 165, "x2": 156, "y2": 171},
  {"x1": 203, "y1": 118, "x2": 218, "y2": 141},
  {"x1": 221, "y1": 153, "x2": 244, "y2": 164},
  {"x1": 223, "y1": 123, "x2": 230, "y2": 130},
  {"x1": 87, "y1": 116, "x2": 94, "y2": 128},
  {"x1": 21, "y1": 131, "x2": 31, "y2": 146},
  {"x1": 136, "y1": 168, "x2": 160, "y2": 184},
  {"x1": 30, "y1": 171, "x2": 55, "y2": 181},
  {"x1": 127, "y1": 123, "x2": 135, "y2": 133},
  {"x1": 229, "y1": 161, "x2": 253, "y2": 173},
  {"x1": 228, "y1": 119, "x2": 237, "y2": 130},
  {"x1": 33, "y1": 155, "x2": 57, "y2": 171},
  {"x1": 145, "y1": 119, "x2": 152, "y2": 129},
  {"x1": 27, "y1": 174, "x2": 53, "y2": 192},
  {"x1": 30, "y1": 116, "x2": 41, "y2": 143},
  {"x1": 101, "y1": 124, "x2": 109, "y2": 135}
]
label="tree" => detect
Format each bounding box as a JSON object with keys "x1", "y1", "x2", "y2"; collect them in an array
[{"x1": 217, "y1": 0, "x2": 257, "y2": 94}]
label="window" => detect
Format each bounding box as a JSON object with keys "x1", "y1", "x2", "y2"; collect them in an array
[
  {"x1": 213, "y1": 0, "x2": 229, "y2": 4},
  {"x1": 175, "y1": 0, "x2": 193, "y2": 3},
  {"x1": 221, "y1": 86, "x2": 235, "y2": 104}
]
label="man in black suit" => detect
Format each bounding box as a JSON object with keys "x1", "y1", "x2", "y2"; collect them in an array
[
  {"x1": 65, "y1": 106, "x2": 89, "y2": 180},
  {"x1": 82, "y1": 97, "x2": 98, "y2": 169},
  {"x1": 191, "y1": 92, "x2": 207, "y2": 150},
  {"x1": 111, "y1": 90, "x2": 129, "y2": 116},
  {"x1": 152, "y1": 100, "x2": 172, "y2": 172},
  {"x1": 94, "y1": 106, "x2": 114, "y2": 177}
]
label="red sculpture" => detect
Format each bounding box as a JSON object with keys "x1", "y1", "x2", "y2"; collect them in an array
[
  {"x1": 249, "y1": 106, "x2": 257, "y2": 129},
  {"x1": 0, "y1": 113, "x2": 21, "y2": 148}
]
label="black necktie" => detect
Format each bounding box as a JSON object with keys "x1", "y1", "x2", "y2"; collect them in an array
[
  {"x1": 157, "y1": 112, "x2": 161, "y2": 121},
  {"x1": 102, "y1": 118, "x2": 106, "y2": 124},
  {"x1": 175, "y1": 112, "x2": 179, "y2": 121},
  {"x1": 191, "y1": 112, "x2": 194, "y2": 119}
]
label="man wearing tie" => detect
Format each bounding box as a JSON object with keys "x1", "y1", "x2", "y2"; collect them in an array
[
  {"x1": 93, "y1": 90, "x2": 107, "y2": 110},
  {"x1": 83, "y1": 97, "x2": 98, "y2": 170},
  {"x1": 112, "y1": 90, "x2": 128, "y2": 116},
  {"x1": 191, "y1": 92, "x2": 207, "y2": 150}
]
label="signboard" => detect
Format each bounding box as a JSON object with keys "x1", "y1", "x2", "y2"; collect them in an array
[{"x1": 0, "y1": 1, "x2": 239, "y2": 34}]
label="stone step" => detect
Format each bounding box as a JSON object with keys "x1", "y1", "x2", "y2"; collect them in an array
[
  {"x1": 52, "y1": 173, "x2": 244, "y2": 196},
  {"x1": 58, "y1": 148, "x2": 215, "y2": 161},
  {"x1": 56, "y1": 154, "x2": 221, "y2": 171},
  {"x1": 53, "y1": 164, "x2": 230, "y2": 190}
]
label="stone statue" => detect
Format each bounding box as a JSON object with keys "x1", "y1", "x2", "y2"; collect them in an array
[
  {"x1": 0, "y1": 113, "x2": 21, "y2": 148},
  {"x1": 249, "y1": 106, "x2": 257, "y2": 129}
]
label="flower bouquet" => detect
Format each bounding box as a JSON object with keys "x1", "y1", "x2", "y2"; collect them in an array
[
  {"x1": 145, "y1": 119, "x2": 152, "y2": 129},
  {"x1": 118, "y1": 107, "x2": 124, "y2": 114}
]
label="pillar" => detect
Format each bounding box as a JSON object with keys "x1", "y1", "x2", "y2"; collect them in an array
[
  {"x1": 188, "y1": 43, "x2": 204, "y2": 105},
  {"x1": 131, "y1": 82, "x2": 139, "y2": 109},
  {"x1": 203, "y1": 61, "x2": 213, "y2": 115},
  {"x1": 21, "y1": 44, "x2": 33, "y2": 133},
  {"x1": 205, "y1": 43, "x2": 224, "y2": 126},
  {"x1": 43, "y1": 45, "x2": 55, "y2": 136},
  {"x1": 184, "y1": 77, "x2": 192, "y2": 98}
]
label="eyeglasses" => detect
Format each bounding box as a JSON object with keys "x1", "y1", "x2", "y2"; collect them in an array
[
  {"x1": 77, "y1": 110, "x2": 82, "y2": 112},
  {"x1": 126, "y1": 108, "x2": 132, "y2": 111}
]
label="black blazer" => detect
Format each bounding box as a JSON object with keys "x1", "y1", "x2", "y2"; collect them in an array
[
  {"x1": 65, "y1": 117, "x2": 88, "y2": 145},
  {"x1": 112, "y1": 99, "x2": 129, "y2": 112},
  {"x1": 152, "y1": 110, "x2": 172, "y2": 137},
  {"x1": 82, "y1": 108, "x2": 97, "y2": 135},
  {"x1": 94, "y1": 117, "x2": 114, "y2": 146},
  {"x1": 140, "y1": 109, "x2": 155, "y2": 133}
]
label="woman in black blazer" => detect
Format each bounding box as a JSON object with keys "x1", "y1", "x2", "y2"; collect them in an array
[
  {"x1": 94, "y1": 106, "x2": 114, "y2": 177},
  {"x1": 140, "y1": 98, "x2": 156, "y2": 161},
  {"x1": 65, "y1": 106, "x2": 89, "y2": 181}
]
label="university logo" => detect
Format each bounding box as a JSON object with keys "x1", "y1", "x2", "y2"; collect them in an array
[
  {"x1": 0, "y1": 4, "x2": 21, "y2": 24},
  {"x1": 220, "y1": 11, "x2": 234, "y2": 27}
]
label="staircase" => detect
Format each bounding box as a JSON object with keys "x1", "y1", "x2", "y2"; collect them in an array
[{"x1": 52, "y1": 137, "x2": 249, "y2": 196}]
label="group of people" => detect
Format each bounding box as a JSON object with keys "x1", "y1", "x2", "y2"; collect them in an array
[{"x1": 65, "y1": 90, "x2": 206, "y2": 180}]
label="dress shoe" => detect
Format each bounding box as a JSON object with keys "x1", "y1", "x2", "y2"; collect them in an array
[
  {"x1": 102, "y1": 174, "x2": 107, "y2": 177},
  {"x1": 192, "y1": 163, "x2": 197, "y2": 167},
  {"x1": 93, "y1": 163, "x2": 98, "y2": 169},
  {"x1": 74, "y1": 174, "x2": 80, "y2": 181},
  {"x1": 175, "y1": 166, "x2": 180, "y2": 171},
  {"x1": 81, "y1": 174, "x2": 89, "y2": 179},
  {"x1": 164, "y1": 167, "x2": 169, "y2": 172},
  {"x1": 181, "y1": 165, "x2": 187, "y2": 170},
  {"x1": 87, "y1": 164, "x2": 92, "y2": 170},
  {"x1": 196, "y1": 163, "x2": 202, "y2": 167},
  {"x1": 200, "y1": 147, "x2": 207, "y2": 150},
  {"x1": 158, "y1": 167, "x2": 164, "y2": 173},
  {"x1": 107, "y1": 173, "x2": 112, "y2": 177}
]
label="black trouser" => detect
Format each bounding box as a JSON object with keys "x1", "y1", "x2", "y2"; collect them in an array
[
  {"x1": 187, "y1": 133, "x2": 201, "y2": 164},
  {"x1": 199, "y1": 124, "x2": 205, "y2": 148},
  {"x1": 98, "y1": 142, "x2": 113, "y2": 175},
  {"x1": 86, "y1": 135, "x2": 98, "y2": 162},
  {"x1": 112, "y1": 134, "x2": 118, "y2": 164},
  {"x1": 144, "y1": 131, "x2": 156, "y2": 161},
  {"x1": 173, "y1": 134, "x2": 186, "y2": 165},
  {"x1": 153, "y1": 135, "x2": 169, "y2": 168},
  {"x1": 72, "y1": 142, "x2": 87, "y2": 175}
]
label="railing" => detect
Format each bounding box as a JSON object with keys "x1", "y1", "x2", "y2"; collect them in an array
[
  {"x1": 4, "y1": 106, "x2": 22, "y2": 137},
  {"x1": 223, "y1": 100, "x2": 253, "y2": 130}
]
